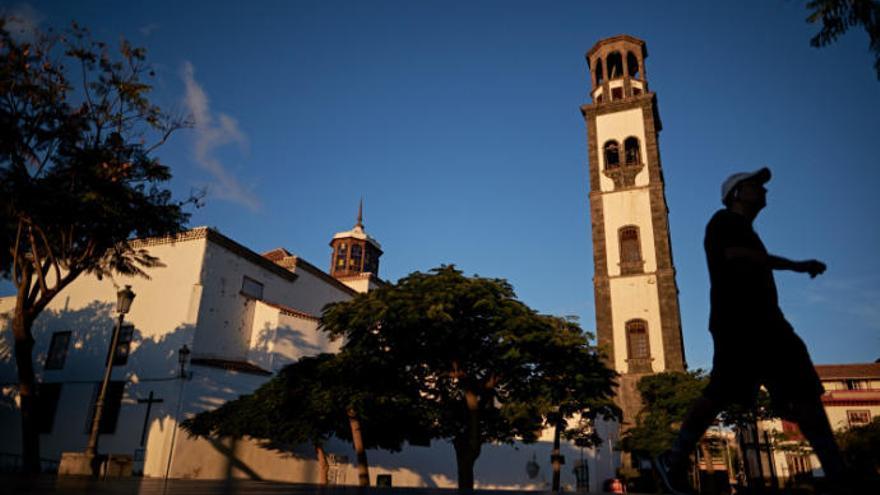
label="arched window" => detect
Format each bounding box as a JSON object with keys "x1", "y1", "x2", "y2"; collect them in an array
[
  {"x1": 350, "y1": 243, "x2": 363, "y2": 270},
  {"x1": 624, "y1": 137, "x2": 640, "y2": 165},
  {"x1": 603, "y1": 140, "x2": 620, "y2": 168},
  {"x1": 626, "y1": 319, "x2": 651, "y2": 362},
  {"x1": 619, "y1": 225, "x2": 643, "y2": 274},
  {"x1": 336, "y1": 243, "x2": 348, "y2": 271},
  {"x1": 626, "y1": 51, "x2": 640, "y2": 78},
  {"x1": 595, "y1": 61, "x2": 604, "y2": 85},
  {"x1": 606, "y1": 51, "x2": 624, "y2": 79}
]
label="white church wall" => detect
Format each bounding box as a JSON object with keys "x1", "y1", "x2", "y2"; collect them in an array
[
  {"x1": 608, "y1": 275, "x2": 666, "y2": 373},
  {"x1": 601, "y1": 189, "x2": 658, "y2": 277},
  {"x1": 282, "y1": 264, "x2": 354, "y2": 316},
  {"x1": 192, "y1": 240, "x2": 295, "y2": 361},
  {"x1": 0, "y1": 235, "x2": 207, "y2": 462}
]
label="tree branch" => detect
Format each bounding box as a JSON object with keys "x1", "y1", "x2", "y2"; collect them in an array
[
  {"x1": 26, "y1": 224, "x2": 50, "y2": 298},
  {"x1": 34, "y1": 225, "x2": 61, "y2": 286}
]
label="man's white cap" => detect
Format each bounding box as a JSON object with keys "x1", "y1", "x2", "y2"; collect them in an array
[{"x1": 721, "y1": 167, "x2": 771, "y2": 203}]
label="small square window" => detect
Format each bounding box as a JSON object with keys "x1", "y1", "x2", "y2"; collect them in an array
[
  {"x1": 847, "y1": 410, "x2": 871, "y2": 427},
  {"x1": 45, "y1": 331, "x2": 72, "y2": 370},
  {"x1": 241, "y1": 276, "x2": 264, "y2": 300},
  {"x1": 611, "y1": 87, "x2": 623, "y2": 100}
]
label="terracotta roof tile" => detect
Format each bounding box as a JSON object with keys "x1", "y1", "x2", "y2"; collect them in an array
[{"x1": 815, "y1": 363, "x2": 880, "y2": 380}]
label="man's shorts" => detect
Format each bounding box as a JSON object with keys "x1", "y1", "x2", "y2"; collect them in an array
[{"x1": 704, "y1": 319, "x2": 824, "y2": 414}]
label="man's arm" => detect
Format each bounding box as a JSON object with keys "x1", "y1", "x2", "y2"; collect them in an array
[
  {"x1": 768, "y1": 255, "x2": 826, "y2": 278},
  {"x1": 724, "y1": 248, "x2": 826, "y2": 278}
]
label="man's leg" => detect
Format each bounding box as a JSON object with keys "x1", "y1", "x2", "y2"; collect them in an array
[
  {"x1": 668, "y1": 394, "x2": 723, "y2": 466},
  {"x1": 788, "y1": 397, "x2": 846, "y2": 483},
  {"x1": 655, "y1": 393, "x2": 724, "y2": 494}
]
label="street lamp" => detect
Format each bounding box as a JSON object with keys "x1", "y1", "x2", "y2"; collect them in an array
[
  {"x1": 85, "y1": 285, "x2": 135, "y2": 474},
  {"x1": 178, "y1": 344, "x2": 190, "y2": 379}
]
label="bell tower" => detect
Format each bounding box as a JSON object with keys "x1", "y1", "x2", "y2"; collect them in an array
[
  {"x1": 329, "y1": 200, "x2": 384, "y2": 293},
  {"x1": 580, "y1": 35, "x2": 686, "y2": 428}
]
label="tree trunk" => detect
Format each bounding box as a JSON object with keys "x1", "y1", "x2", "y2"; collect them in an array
[
  {"x1": 552, "y1": 419, "x2": 563, "y2": 492},
  {"x1": 12, "y1": 302, "x2": 40, "y2": 475},
  {"x1": 347, "y1": 407, "x2": 369, "y2": 486},
  {"x1": 314, "y1": 442, "x2": 329, "y2": 485},
  {"x1": 453, "y1": 390, "x2": 483, "y2": 491}
]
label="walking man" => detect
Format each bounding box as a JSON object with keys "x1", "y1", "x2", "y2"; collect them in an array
[{"x1": 655, "y1": 168, "x2": 847, "y2": 494}]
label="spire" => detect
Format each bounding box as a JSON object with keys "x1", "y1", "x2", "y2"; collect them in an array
[{"x1": 355, "y1": 197, "x2": 364, "y2": 229}]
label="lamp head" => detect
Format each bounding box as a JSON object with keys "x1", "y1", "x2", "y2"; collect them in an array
[{"x1": 117, "y1": 285, "x2": 136, "y2": 315}]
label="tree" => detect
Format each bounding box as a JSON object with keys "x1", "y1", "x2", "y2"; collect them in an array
[
  {"x1": 1, "y1": 20, "x2": 194, "y2": 473},
  {"x1": 183, "y1": 354, "x2": 340, "y2": 484},
  {"x1": 536, "y1": 316, "x2": 620, "y2": 491},
  {"x1": 835, "y1": 416, "x2": 880, "y2": 489},
  {"x1": 321, "y1": 265, "x2": 619, "y2": 490},
  {"x1": 182, "y1": 352, "x2": 428, "y2": 486},
  {"x1": 806, "y1": 0, "x2": 880, "y2": 78},
  {"x1": 619, "y1": 371, "x2": 708, "y2": 459}
]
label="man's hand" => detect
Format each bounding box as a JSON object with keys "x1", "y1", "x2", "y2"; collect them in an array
[{"x1": 796, "y1": 260, "x2": 826, "y2": 278}]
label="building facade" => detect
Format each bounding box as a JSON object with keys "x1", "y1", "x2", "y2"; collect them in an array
[{"x1": 748, "y1": 363, "x2": 880, "y2": 488}]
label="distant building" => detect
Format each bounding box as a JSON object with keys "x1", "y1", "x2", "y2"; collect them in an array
[
  {"x1": 580, "y1": 34, "x2": 686, "y2": 482},
  {"x1": 744, "y1": 362, "x2": 880, "y2": 489}
]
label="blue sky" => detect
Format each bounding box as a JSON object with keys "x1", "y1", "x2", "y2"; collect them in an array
[{"x1": 3, "y1": 1, "x2": 878, "y2": 370}]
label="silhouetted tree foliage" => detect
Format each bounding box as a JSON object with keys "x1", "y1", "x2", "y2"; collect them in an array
[
  {"x1": 321, "y1": 265, "x2": 618, "y2": 490},
  {"x1": 621, "y1": 371, "x2": 776, "y2": 459},
  {"x1": 620, "y1": 371, "x2": 708, "y2": 458},
  {"x1": 807, "y1": 0, "x2": 880, "y2": 78},
  {"x1": 182, "y1": 352, "x2": 429, "y2": 486},
  {"x1": 835, "y1": 416, "x2": 880, "y2": 489},
  {"x1": 537, "y1": 316, "x2": 620, "y2": 491},
  {"x1": 0, "y1": 19, "x2": 195, "y2": 473}
]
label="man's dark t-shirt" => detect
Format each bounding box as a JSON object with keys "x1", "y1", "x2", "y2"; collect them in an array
[{"x1": 704, "y1": 209, "x2": 784, "y2": 332}]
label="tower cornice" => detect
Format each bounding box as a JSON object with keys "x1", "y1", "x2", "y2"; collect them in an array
[{"x1": 586, "y1": 34, "x2": 647, "y2": 60}]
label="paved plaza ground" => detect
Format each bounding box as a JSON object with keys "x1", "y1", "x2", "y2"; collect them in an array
[{"x1": 3, "y1": 477, "x2": 630, "y2": 495}]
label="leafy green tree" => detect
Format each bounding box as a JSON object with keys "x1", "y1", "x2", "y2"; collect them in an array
[
  {"x1": 536, "y1": 316, "x2": 620, "y2": 491},
  {"x1": 183, "y1": 355, "x2": 340, "y2": 484},
  {"x1": 321, "y1": 265, "x2": 619, "y2": 490},
  {"x1": 183, "y1": 352, "x2": 428, "y2": 486},
  {"x1": 806, "y1": 0, "x2": 880, "y2": 78},
  {"x1": 620, "y1": 371, "x2": 708, "y2": 459},
  {"x1": 1, "y1": 20, "x2": 195, "y2": 473},
  {"x1": 836, "y1": 416, "x2": 880, "y2": 489}
]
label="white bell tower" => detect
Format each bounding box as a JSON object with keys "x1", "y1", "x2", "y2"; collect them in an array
[{"x1": 580, "y1": 34, "x2": 686, "y2": 455}]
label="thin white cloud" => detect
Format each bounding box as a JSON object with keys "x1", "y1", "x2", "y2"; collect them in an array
[
  {"x1": 139, "y1": 23, "x2": 160, "y2": 37},
  {"x1": 1, "y1": 3, "x2": 44, "y2": 41},
  {"x1": 181, "y1": 61, "x2": 261, "y2": 211},
  {"x1": 801, "y1": 276, "x2": 880, "y2": 330}
]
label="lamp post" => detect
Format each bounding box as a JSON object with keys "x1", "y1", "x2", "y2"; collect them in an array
[{"x1": 85, "y1": 285, "x2": 135, "y2": 472}]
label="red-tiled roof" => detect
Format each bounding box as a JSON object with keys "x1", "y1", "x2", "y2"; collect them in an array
[
  {"x1": 262, "y1": 247, "x2": 293, "y2": 262},
  {"x1": 815, "y1": 363, "x2": 880, "y2": 380}
]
